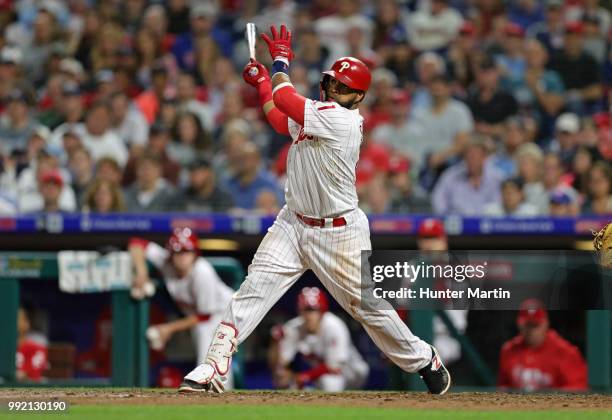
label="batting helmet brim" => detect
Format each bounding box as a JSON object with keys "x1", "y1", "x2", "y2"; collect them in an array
[{"x1": 322, "y1": 70, "x2": 365, "y2": 92}]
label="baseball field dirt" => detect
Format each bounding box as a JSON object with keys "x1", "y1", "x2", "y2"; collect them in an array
[{"x1": 0, "y1": 389, "x2": 610, "y2": 419}]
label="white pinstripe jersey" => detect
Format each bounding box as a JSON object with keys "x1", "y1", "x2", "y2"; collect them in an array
[
  {"x1": 145, "y1": 242, "x2": 233, "y2": 316},
  {"x1": 278, "y1": 312, "x2": 355, "y2": 370},
  {"x1": 286, "y1": 99, "x2": 363, "y2": 218}
]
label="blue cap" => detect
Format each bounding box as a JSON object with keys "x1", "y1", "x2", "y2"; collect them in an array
[{"x1": 549, "y1": 190, "x2": 572, "y2": 205}]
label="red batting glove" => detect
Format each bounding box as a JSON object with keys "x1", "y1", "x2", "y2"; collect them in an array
[
  {"x1": 243, "y1": 59, "x2": 273, "y2": 106},
  {"x1": 261, "y1": 24, "x2": 294, "y2": 62},
  {"x1": 242, "y1": 59, "x2": 270, "y2": 87}
]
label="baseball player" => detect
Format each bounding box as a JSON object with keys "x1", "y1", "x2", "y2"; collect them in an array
[
  {"x1": 498, "y1": 299, "x2": 588, "y2": 391},
  {"x1": 129, "y1": 227, "x2": 235, "y2": 386},
  {"x1": 269, "y1": 287, "x2": 369, "y2": 391},
  {"x1": 16, "y1": 304, "x2": 48, "y2": 382},
  {"x1": 180, "y1": 25, "x2": 450, "y2": 394}
]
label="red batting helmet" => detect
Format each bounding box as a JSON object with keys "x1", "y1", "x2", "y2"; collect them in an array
[
  {"x1": 322, "y1": 57, "x2": 371, "y2": 92},
  {"x1": 297, "y1": 287, "x2": 329, "y2": 312},
  {"x1": 166, "y1": 227, "x2": 199, "y2": 254}
]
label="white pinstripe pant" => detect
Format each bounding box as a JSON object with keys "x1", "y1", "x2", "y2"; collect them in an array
[{"x1": 221, "y1": 206, "x2": 432, "y2": 373}]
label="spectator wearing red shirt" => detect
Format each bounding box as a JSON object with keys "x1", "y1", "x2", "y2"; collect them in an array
[
  {"x1": 498, "y1": 299, "x2": 588, "y2": 391},
  {"x1": 16, "y1": 304, "x2": 48, "y2": 382}
]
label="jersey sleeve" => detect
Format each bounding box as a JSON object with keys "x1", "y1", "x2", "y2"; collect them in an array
[
  {"x1": 144, "y1": 242, "x2": 169, "y2": 270},
  {"x1": 265, "y1": 107, "x2": 290, "y2": 135},
  {"x1": 303, "y1": 99, "x2": 351, "y2": 143}
]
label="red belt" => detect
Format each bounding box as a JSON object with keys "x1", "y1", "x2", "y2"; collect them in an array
[
  {"x1": 197, "y1": 313, "x2": 211, "y2": 322},
  {"x1": 296, "y1": 212, "x2": 347, "y2": 228}
]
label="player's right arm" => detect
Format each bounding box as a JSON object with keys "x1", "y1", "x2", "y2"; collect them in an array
[
  {"x1": 243, "y1": 60, "x2": 290, "y2": 135},
  {"x1": 261, "y1": 25, "x2": 307, "y2": 127},
  {"x1": 128, "y1": 238, "x2": 151, "y2": 289},
  {"x1": 128, "y1": 238, "x2": 168, "y2": 288}
]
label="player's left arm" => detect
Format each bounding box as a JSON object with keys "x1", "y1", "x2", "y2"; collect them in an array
[
  {"x1": 243, "y1": 60, "x2": 290, "y2": 135},
  {"x1": 557, "y1": 346, "x2": 588, "y2": 391},
  {"x1": 262, "y1": 25, "x2": 306, "y2": 126},
  {"x1": 158, "y1": 316, "x2": 199, "y2": 335}
]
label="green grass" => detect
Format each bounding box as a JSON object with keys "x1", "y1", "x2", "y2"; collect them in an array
[{"x1": 1, "y1": 405, "x2": 610, "y2": 420}]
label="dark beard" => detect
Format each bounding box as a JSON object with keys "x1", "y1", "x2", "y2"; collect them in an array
[
  {"x1": 332, "y1": 95, "x2": 358, "y2": 109},
  {"x1": 320, "y1": 75, "x2": 359, "y2": 109}
]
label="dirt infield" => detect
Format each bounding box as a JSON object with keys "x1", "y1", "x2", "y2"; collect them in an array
[{"x1": 1, "y1": 389, "x2": 610, "y2": 411}]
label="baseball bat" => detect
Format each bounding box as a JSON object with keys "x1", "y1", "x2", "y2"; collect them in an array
[{"x1": 246, "y1": 22, "x2": 256, "y2": 60}]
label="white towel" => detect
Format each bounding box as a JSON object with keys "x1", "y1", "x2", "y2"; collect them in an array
[{"x1": 58, "y1": 251, "x2": 132, "y2": 293}]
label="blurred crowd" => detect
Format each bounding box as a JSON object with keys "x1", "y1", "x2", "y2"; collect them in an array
[{"x1": 0, "y1": 0, "x2": 611, "y2": 216}]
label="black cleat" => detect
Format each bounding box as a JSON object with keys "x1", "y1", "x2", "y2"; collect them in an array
[
  {"x1": 178, "y1": 379, "x2": 211, "y2": 393},
  {"x1": 418, "y1": 345, "x2": 451, "y2": 395}
]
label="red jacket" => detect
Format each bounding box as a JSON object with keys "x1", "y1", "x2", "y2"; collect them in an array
[
  {"x1": 16, "y1": 338, "x2": 48, "y2": 381},
  {"x1": 498, "y1": 329, "x2": 588, "y2": 391}
]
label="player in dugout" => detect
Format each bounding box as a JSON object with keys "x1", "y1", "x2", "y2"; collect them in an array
[
  {"x1": 16, "y1": 302, "x2": 48, "y2": 382},
  {"x1": 498, "y1": 298, "x2": 588, "y2": 391},
  {"x1": 128, "y1": 227, "x2": 235, "y2": 387},
  {"x1": 268, "y1": 287, "x2": 369, "y2": 391}
]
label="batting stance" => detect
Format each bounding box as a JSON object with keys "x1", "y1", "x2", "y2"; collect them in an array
[
  {"x1": 269, "y1": 287, "x2": 369, "y2": 391},
  {"x1": 129, "y1": 228, "x2": 235, "y2": 387},
  {"x1": 180, "y1": 25, "x2": 450, "y2": 394}
]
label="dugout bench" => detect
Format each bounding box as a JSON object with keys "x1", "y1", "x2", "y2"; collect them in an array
[{"x1": 0, "y1": 252, "x2": 245, "y2": 387}]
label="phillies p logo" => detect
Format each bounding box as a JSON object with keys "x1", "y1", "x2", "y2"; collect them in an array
[{"x1": 339, "y1": 61, "x2": 350, "y2": 72}]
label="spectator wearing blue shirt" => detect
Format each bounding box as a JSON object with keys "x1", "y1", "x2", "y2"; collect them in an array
[
  {"x1": 432, "y1": 136, "x2": 503, "y2": 215},
  {"x1": 548, "y1": 113, "x2": 581, "y2": 171},
  {"x1": 495, "y1": 23, "x2": 527, "y2": 93},
  {"x1": 508, "y1": 0, "x2": 545, "y2": 31},
  {"x1": 516, "y1": 39, "x2": 565, "y2": 142},
  {"x1": 223, "y1": 142, "x2": 284, "y2": 211},
  {"x1": 0, "y1": 88, "x2": 42, "y2": 154},
  {"x1": 484, "y1": 177, "x2": 539, "y2": 216},
  {"x1": 491, "y1": 117, "x2": 530, "y2": 179},
  {"x1": 171, "y1": 3, "x2": 233, "y2": 72},
  {"x1": 528, "y1": 0, "x2": 566, "y2": 54}
]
